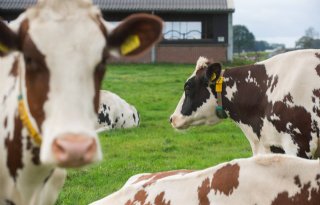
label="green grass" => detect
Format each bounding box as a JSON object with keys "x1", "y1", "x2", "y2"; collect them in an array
[{"x1": 56, "y1": 63, "x2": 251, "y2": 205}]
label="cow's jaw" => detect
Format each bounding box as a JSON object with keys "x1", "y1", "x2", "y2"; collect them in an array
[{"x1": 25, "y1": 9, "x2": 105, "y2": 167}]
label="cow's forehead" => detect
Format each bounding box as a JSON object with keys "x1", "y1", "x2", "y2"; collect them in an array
[
  {"x1": 27, "y1": 16, "x2": 106, "y2": 68},
  {"x1": 27, "y1": 4, "x2": 106, "y2": 69}
]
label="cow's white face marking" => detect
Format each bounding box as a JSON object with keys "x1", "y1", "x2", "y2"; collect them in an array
[{"x1": 24, "y1": 7, "x2": 106, "y2": 164}]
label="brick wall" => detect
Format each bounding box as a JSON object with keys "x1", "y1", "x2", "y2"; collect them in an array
[
  {"x1": 109, "y1": 44, "x2": 228, "y2": 64},
  {"x1": 156, "y1": 44, "x2": 227, "y2": 63},
  {"x1": 109, "y1": 50, "x2": 152, "y2": 63}
]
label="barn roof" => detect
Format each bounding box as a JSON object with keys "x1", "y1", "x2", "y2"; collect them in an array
[{"x1": 0, "y1": 0, "x2": 235, "y2": 13}]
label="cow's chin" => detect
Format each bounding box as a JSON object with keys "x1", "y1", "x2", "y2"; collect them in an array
[{"x1": 171, "y1": 116, "x2": 218, "y2": 130}]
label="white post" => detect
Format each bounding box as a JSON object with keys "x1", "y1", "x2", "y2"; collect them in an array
[
  {"x1": 227, "y1": 12, "x2": 233, "y2": 61},
  {"x1": 151, "y1": 10, "x2": 156, "y2": 63}
]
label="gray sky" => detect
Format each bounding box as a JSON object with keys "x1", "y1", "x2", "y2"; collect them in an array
[{"x1": 233, "y1": 0, "x2": 320, "y2": 48}]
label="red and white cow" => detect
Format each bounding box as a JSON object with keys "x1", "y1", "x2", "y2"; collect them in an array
[
  {"x1": 96, "y1": 90, "x2": 140, "y2": 132},
  {"x1": 0, "y1": 0, "x2": 162, "y2": 204},
  {"x1": 90, "y1": 154, "x2": 320, "y2": 205},
  {"x1": 170, "y1": 50, "x2": 320, "y2": 159}
]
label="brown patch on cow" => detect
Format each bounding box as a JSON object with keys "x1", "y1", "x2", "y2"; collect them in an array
[
  {"x1": 18, "y1": 19, "x2": 29, "y2": 49},
  {"x1": 198, "y1": 178, "x2": 211, "y2": 205},
  {"x1": 93, "y1": 59, "x2": 107, "y2": 113},
  {"x1": 294, "y1": 175, "x2": 302, "y2": 188},
  {"x1": 134, "y1": 170, "x2": 193, "y2": 187},
  {"x1": 270, "y1": 76, "x2": 278, "y2": 93},
  {"x1": 93, "y1": 15, "x2": 108, "y2": 113},
  {"x1": 312, "y1": 89, "x2": 320, "y2": 117},
  {"x1": 125, "y1": 190, "x2": 148, "y2": 205},
  {"x1": 315, "y1": 65, "x2": 320, "y2": 77},
  {"x1": 283, "y1": 93, "x2": 293, "y2": 104},
  {"x1": 26, "y1": 136, "x2": 40, "y2": 165},
  {"x1": 271, "y1": 176, "x2": 320, "y2": 205},
  {"x1": 9, "y1": 57, "x2": 19, "y2": 77},
  {"x1": 211, "y1": 163, "x2": 240, "y2": 196},
  {"x1": 315, "y1": 53, "x2": 320, "y2": 76},
  {"x1": 4, "y1": 116, "x2": 8, "y2": 128},
  {"x1": 5, "y1": 117, "x2": 24, "y2": 181},
  {"x1": 223, "y1": 64, "x2": 272, "y2": 138},
  {"x1": 316, "y1": 174, "x2": 320, "y2": 186},
  {"x1": 154, "y1": 192, "x2": 171, "y2": 205},
  {"x1": 267, "y1": 101, "x2": 312, "y2": 158},
  {"x1": 21, "y1": 34, "x2": 50, "y2": 131}
]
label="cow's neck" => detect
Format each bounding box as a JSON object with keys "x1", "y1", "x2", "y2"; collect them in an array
[{"x1": 220, "y1": 64, "x2": 270, "y2": 138}]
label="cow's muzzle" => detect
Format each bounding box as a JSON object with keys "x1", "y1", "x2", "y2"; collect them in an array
[{"x1": 52, "y1": 134, "x2": 97, "y2": 168}]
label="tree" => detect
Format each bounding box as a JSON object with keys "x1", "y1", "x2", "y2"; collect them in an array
[
  {"x1": 233, "y1": 25, "x2": 255, "y2": 53},
  {"x1": 305, "y1": 27, "x2": 319, "y2": 39},
  {"x1": 296, "y1": 27, "x2": 320, "y2": 49},
  {"x1": 296, "y1": 36, "x2": 313, "y2": 48},
  {"x1": 255, "y1": 40, "x2": 270, "y2": 51}
]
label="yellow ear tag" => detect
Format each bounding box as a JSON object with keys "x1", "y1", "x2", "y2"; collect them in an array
[
  {"x1": 120, "y1": 35, "x2": 141, "y2": 55},
  {"x1": 0, "y1": 43, "x2": 9, "y2": 53},
  {"x1": 210, "y1": 73, "x2": 216, "y2": 81}
]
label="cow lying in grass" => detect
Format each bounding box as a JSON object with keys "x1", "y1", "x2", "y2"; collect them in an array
[
  {"x1": 170, "y1": 50, "x2": 320, "y2": 159},
  {"x1": 90, "y1": 154, "x2": 320, "y2": 205},
  {"x1": 0, "y1": 0, "x2": 162, "y2": 204},
  {"x1": 96, "y1": 90, "x2": 140, "y2": 132}
]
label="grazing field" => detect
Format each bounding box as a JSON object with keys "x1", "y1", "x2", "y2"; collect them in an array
[{"x1": 56, "y1": 63, "x2": 251, "y2": 205}]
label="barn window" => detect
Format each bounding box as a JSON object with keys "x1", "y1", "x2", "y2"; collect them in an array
[{"x1": 163, "y1": 22, "x2": 202, "y2": 40}]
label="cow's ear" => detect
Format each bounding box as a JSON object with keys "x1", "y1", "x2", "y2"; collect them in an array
[
  {"x1": 0, "y1": 19, "x2": 19, "y2": 56},
  {"x1": 107, "y1": 14, "x2": 163, "y2": 58},
  {"x1": 206, "y1": 63, "x2": 222, "y2": 82}
]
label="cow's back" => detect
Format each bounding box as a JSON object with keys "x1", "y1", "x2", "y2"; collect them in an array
[
  {"x1": 90, "y1": 155, "x2": 320, "y2": 205},
  {"x1": 259, "y1": 49, "x2": 320, "y2": 106}
]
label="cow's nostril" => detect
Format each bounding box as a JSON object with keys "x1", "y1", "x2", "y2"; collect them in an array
[
  {"x1": 52, "y1": 139, "x2": 68, "y2": 161},
  {"x1": 169, "y1": 117, "x2": 173, "y2": 123}
]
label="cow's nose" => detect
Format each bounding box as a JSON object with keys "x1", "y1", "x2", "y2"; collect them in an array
[
  {"x1": 169, "y1": 117, "x2": 173, "y2": 123},
  {"x1": 52, "y1": 134, "x2": 97, "y2": 168}
]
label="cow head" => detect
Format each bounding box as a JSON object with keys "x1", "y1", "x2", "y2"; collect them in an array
[
  {"x1": 0, "y1": 0, "x2": 162, "y2": 167},
  {"x1": 170, "y1": 57, "x2": 225, "y2": 129}
]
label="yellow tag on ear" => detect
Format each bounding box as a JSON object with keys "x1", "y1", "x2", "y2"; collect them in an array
[
  {"x1": 210, "y1": 73, "x2": 216, "y2": 81},
  {"x1": 120, "y1": 35, "x2": 141, "y2": 55},
  {"x1": 215, "y1": 77, "x2": 224, "y2": 92},
  {"x1": 0, "y1": 43, "x2": 9, "y2": 53}
]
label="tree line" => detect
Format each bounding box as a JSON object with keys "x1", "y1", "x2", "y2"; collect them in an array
[{"x1": 233, "y1": 25, "x2": 320, "y2": 53}]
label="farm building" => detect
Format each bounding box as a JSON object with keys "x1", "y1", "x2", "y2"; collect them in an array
[{"x1": 0, "y1": 0, "x2": 235, "y2": 63}]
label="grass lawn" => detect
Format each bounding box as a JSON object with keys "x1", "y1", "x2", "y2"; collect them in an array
[{"x1": 56, "y1": 63, "x2": 252, "y2": 205}]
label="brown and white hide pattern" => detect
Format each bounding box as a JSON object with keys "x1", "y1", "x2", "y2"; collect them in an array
[
  {"x1": 171, "y1": 50, "x2": 320, "y2": 159},
  {"x1": 0, "y1": 0, "x2": 162, "y2": 205},
  {"x1": 90, "y1": 155, "x2": 320, "y2": 205},
  {"x1": 96, "y1": 90, "x2": 140, "y2": 132}
]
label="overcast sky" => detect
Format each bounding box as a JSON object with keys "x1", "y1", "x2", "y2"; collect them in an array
[{"x1": 233, "y1": 0, "x2": 320, "y2": 48}]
